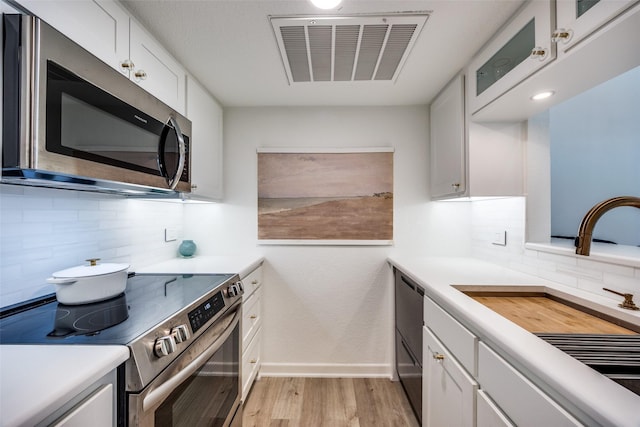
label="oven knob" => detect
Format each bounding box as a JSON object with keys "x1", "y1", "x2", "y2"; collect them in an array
[
  {"x1": 171, "y1": 325, "x2": 191, "y2": 344},
  {"x1": 226, "y1": 284, "x2": 238, "y2": 297},
  {"x1": 236, "y1": 281, "x2": 244, "y2": 293},
  {"x1": 154, "y1": 335, "x2": 177, "y2": 357}
]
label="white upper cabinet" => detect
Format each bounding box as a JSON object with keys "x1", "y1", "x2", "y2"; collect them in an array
[
  {"x1": 469, "y1": 0, "x2": 640, "y2": 122},
  {"x1": 554, "y1": 0, "x2": 637, "y2": 53},
  {"x1": 430, "y1": 73, "x2": 466, "y2": 199},
  {"x1": 468, "y1": 0, "x2": 556, "y2": 115},
  {"x1": 14, "y1": 0, "x2": 186, "y2": 114},
  {"x1": 129, "y1": 20, "x2": 186, "y2": 114},
  {"x1": 430, "y1": 73, "x2": 524, "y2": 200},
  {"x1": 14, "y1": 0, "x2": 130, "y2": 75},
  {"x1": 185, "y1": 76, "x2": 224, "y2": 201}
]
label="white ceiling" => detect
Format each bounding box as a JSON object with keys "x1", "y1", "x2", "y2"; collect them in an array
[{"x1": 121, "y1": 0, "x2": 525, "y2": 107}]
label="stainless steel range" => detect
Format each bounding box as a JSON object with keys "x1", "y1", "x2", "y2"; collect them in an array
[{"x1": 0, "y1": 273, "x2": 245, "y2": 427}]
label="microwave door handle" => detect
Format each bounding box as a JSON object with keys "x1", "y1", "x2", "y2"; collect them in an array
[{"x1": 158, "y1": 116, "x2": 186, "y2": 190}]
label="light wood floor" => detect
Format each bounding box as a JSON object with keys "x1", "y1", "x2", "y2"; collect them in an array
[{"x1": 242, "y1": 377, "x2": 420, "y2": 427}]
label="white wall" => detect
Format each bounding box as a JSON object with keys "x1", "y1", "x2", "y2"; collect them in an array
[
  {"x1": 0, "y1": 185, "x2": 184, "y2": 307},
  {"x1": 185, "y1": 106, "x2": 472, "y2": 377},
  {"x1": 471, "y1": 195, "x2": 640, "y2": 299}
]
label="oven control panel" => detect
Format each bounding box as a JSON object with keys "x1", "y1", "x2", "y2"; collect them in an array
[{"x1": 188, "y1": 290, "x2": 225, "y2": 333}]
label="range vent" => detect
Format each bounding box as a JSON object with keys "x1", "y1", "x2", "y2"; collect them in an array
[{"x1": 271, "y1": 14, "x2": 429, "y2": 83}]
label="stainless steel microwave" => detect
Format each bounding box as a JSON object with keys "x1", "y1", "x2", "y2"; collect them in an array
[{"x1": 2, "y1": 14, "x2": 192, "y2": 195}]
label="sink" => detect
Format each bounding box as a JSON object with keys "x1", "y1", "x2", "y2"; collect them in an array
[
  {"x1": 453, "y1": 285, "x2": 640, "y2": 396},
  {"x1": 535, "y1": 333, "x2": 640, "y2": 397},
  {"x1": 452, "y1": 285, "x2": 640, "y2": 334}
]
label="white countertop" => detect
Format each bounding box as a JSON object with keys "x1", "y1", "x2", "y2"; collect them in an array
[
  {"x1": 0, "y1": 345, "x2": 129, "y2": 427},
  {"x1": 136, "y1": 255, "x2": 265, "y2": 279},
  {"x1": 387, "y1": 256, "x2": 640, "y2": 427}
]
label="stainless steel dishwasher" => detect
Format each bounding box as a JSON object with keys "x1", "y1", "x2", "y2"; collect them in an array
[{"x1": 394, "y1": 268, "x2": 424, "y2": 423}]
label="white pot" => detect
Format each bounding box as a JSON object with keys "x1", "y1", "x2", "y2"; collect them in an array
[{"x1": 46, "y1": 259, "x2": 130, "y2": 305}]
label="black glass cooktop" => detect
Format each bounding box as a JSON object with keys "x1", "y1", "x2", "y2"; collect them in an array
[{"x1": 0, "y1": 273, "x2": 234, "y2": 345}]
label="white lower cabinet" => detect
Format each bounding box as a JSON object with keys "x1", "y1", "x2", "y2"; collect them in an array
[
  {"x1": 423, "y1": 326, "x2": 477, "y2": 427},
  {"x1": 421, "y1": 292, "x2": 585, "y2": 427},
  {"x1": 241, "y1": 264, "x2": 263, "y2": 402},
  {"x1": 51, "y1": 384, "x2": 113, "y2": 427},
  {"x1": 242, "y1": 327, "x2": 262, "y2": 400},
  {"x1": 477, "y1": 390, "x2": 514, "y2": 427},
  {"x1": 478, "y1": 342, "x2": 583, "y2": 427},
  {"x1": 35, "y1": 369, "x2": 118, "y2": 427}
]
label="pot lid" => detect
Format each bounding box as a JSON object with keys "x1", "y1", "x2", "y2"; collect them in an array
[{"x1": 52, "y1": 259, "x2": 130, "y2": 278}]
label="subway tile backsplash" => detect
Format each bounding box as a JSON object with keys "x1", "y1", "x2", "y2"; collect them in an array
[
  {"x1": 0, "y1": 185, "x2": 184, "y2": 308},
  {"x1": 471, "y1": 197, "x2": 640, "y2": 299}
]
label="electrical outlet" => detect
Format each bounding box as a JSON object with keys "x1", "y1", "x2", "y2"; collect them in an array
[
  {"x1": 492, "y1": 231, "x2": 507, "y2": 246},
  {"x1": 164, "y1": 228, "x2": 178, "y2": 242}
]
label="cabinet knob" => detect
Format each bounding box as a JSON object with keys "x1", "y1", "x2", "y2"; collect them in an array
[
  {"x1": 529, "y1": 47, "x2": 548, "y2": 61},
  {"x1": 451, "y1": 183, "x2": 460, "y2": 190},
  {"x1": 120, "y1": 59, "x2": 135, "y2": 71},
  {"x1": 551, "y1": 28, "x2": 573, "y2": 44},
  {"x1": 433, "y1": 353, "x2": 445, "y2": 361},
  {"x1": 251, "y1": 279, "x2": 258, "y2": 285},
  {"x1": 191, "y1": 184, "x2": 198, "y2": 190},
  {"x1": 134, "y1": 69, "x2": 148, "y2": 81}
]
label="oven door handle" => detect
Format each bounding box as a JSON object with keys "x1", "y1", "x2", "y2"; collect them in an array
[{"x1": 142, "y1": 307, "x2": 240, "y2": 412}]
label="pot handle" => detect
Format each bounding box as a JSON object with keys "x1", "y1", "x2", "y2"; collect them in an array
[{"x1": 46, "y1": 277, "x2": 78, "y2": 285}]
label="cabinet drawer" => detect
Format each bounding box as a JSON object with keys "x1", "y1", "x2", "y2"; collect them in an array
[
  {"x1": 51, "y1": 384, "x2": 113, "y2": 427},
  {"x1": 423, "y1": 327, "x2": 477, "y2": 427},
  {"x1": 424, "y1": 297, "x2": 477, "y2": 376},
  {"x1": 242, "y1": 287, "x2": 262, "y2": 349},
  {"x1": 477, "y1": 390, "x2": 515, "y2": 427},
  {"x1": 478, "y1": 343, "x2": 583, "y2": 427},
  {"x1": 241, "y1": 327, "x2": 262, "y2": 402},
  {"x1": 242, "y1": 265, "x2": 263, "y2": 300}
]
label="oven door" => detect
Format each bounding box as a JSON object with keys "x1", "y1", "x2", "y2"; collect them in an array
[{"x1": 128, "y1": 306, "x2": 241, "y2": 427}]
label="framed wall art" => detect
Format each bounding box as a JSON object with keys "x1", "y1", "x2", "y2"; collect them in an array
[{"x1": 257, "y1": 147, "x2": 393, "y2": 245}]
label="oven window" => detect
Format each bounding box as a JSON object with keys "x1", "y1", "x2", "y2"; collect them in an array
[{"x1": 154, "y1": 323, "x2": 239, "y2": 427}]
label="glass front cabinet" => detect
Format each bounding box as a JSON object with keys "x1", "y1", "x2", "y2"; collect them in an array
[
  {"x1": 554, "y1": 0, "x2": 638, "y2": 53},
  {"x1": 468, "y1": 0, "x2": 555, "y2": 115}
]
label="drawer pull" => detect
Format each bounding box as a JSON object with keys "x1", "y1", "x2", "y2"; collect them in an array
[
  {"x1": 251, "y1": 279, "x2": 258, "y2": 285},
  {"x1": 250, "y1": 315, "x2": 257, "y2": 319},
  {"x1": 250, "y1": 359, "x2": 257, "y2": 364},
  {"x1": 433, "y1": 353, "x2": 445, "y2": 361}
]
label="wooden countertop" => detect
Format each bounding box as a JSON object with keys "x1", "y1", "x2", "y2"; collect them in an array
[{"x1": 471, "y1": 295, "x2": 638, "y2": 334}]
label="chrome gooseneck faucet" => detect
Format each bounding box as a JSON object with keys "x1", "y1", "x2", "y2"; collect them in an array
[{"x1": 575, "y1": 196, "x2": 640, "y2": 256}]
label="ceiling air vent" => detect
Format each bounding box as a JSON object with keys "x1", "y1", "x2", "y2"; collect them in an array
[{"x1": 270, "y1": 14, "x2": 429, "y2": 84}]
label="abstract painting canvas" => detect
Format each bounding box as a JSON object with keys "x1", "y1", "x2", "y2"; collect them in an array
[{"x1": 258, "y1": 149, "x2": 393, "y2": 243}]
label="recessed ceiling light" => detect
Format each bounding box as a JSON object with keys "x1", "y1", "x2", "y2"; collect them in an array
[
  {"x1": 310, "y1": 0, "x2": 343, "y2": 9},
  {"x1": 531, "y1": 91, "x2": 555, "y2": 101}
]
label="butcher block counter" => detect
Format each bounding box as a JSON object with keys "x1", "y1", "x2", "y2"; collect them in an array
[{"x1": 387, "y1": 256, "x2": 640, "y2": 427}]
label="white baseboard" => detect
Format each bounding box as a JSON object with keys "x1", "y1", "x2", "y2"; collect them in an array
[{"x1": 258, "y1": 363, "x2": 393, "y2": 378}]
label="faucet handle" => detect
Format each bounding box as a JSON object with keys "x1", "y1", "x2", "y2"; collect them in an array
[{"x1": 603, "y1": 288, "x2": 640, "y2": 311}]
